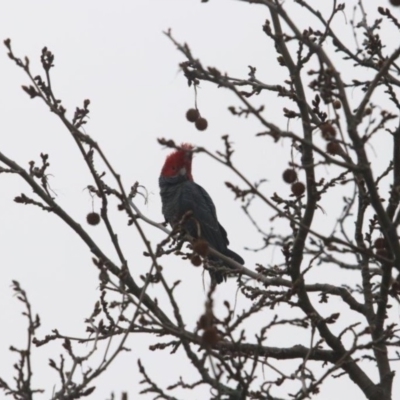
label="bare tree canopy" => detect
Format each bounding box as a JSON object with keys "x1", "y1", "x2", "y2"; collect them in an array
[{"x1": 1, "y1": 1, "x2": 400, "y2": 400}]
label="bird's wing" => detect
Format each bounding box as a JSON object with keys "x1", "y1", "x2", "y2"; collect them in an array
[
  {"x1": 195, "y1": 184, "x2": 230, "y2": 245},
  {"x1": 181, "y1": 181, "x2": 230, "y2": 250}
]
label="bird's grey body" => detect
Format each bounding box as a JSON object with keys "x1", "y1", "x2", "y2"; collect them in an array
[{"x1": 159, "y1": 174, "x2": 244, "y2": 283}]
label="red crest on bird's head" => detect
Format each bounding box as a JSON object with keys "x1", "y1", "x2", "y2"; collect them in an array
[{"x1": 161, "y1": 143, "x2": 194, "y2": 181}]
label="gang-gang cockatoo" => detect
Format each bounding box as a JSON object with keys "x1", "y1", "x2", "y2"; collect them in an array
[{"x1": 159, "y1": 144, "x2": 244, "y2": 283}]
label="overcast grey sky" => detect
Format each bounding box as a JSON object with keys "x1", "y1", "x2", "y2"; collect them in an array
[{"x1": 0, "y1": 1, "x2": 399, "y2": 399}]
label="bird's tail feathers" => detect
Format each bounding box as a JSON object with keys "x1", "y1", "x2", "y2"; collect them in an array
[{"x1": 224, "y1": 248, "x2": 244, "y2": 265}]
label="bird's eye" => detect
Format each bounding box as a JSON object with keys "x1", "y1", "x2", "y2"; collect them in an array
[{"x1": 172, "y1": 166, "x2": 176, "y2": 170}]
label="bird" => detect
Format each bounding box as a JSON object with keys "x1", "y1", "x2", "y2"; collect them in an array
[{"x1": 159, "y1": 143, "x2": 244, "y2": 283}]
